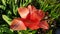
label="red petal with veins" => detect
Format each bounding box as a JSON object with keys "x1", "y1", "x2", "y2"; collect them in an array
[
  {"x1": 27, "y1": 5, "x2": 45, "y2": 21},
  {"x1": 28, "y1": 22, "x2": 40, "y2": 30},
  {"x1": 28, "y1": 5, "x2": 37, "y2": 12},
  {"x1": 39, "y1": 20, "x2": 49, "y2": 29},
  {"x1": 23, "y1": 19, "x2": 40, "y2": 30},
  {"x1": 10, "y1": 18, "x2": 27, "y2": 30},
  {"x1": 18, "y1": 7, "x2": 29, "y2": 18},
  {"x1": 37, "y1": 10, "x2": 45, "y2": 20}
]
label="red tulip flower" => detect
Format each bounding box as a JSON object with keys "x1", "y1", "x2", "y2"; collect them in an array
[{"x1": 10, "y1": 5, "x2": 49, "y2": 30}]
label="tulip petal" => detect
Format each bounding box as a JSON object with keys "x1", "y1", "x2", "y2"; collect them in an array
[
  {"x1": 10, "y1": 18, "x2": 27, "y2": 30},
  {"x1": 28, "y1": 5, "x2": 37, "y2": 12},
  {"x1": 39, "y1": 20, "x2": 49, "y2": 29},
  {"x1": 27, "y1": 5, "x2": 45, "y2": 21},
  {"x1": 28, "y1": 22, "x2": 40, "y2": 30},
  {"x1": 18, "y1": 7, "x2": 29, "y2": 18},
  {"x1": 38, "y1": 10, "x2": 45, "y2": 20},
  {"x1": 23, "y1": 19, "x2": 40, "y2": 30},
  {"x1": 27, "y1": 5, "x2": 39, "y2": 21}
]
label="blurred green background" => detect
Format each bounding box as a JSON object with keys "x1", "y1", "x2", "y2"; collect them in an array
[{"x1": 0, "y1": 0, "x2": 60, "y2": 34}]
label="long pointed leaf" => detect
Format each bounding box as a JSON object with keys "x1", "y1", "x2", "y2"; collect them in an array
[{"x1": 2, "y1": 15, "x2": 12, "y2": 25}]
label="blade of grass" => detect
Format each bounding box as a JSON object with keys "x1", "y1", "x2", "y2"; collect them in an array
[{"x1": 2, "y1": 15, "x2": 12, "y2": 25}]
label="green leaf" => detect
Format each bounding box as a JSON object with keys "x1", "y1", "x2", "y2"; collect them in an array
[
  {"x1": 2, "y1": 15, "x2": 12, "y2": 25},
  {"x1": 43, "y1": 4, "x2": 48, "y2": 11},
  {"x1": 15, "y1": 0, "x2": 17, "y2": 4},
  {"x1": 23, "y1": 0, "x2": 32, "y2": 7},
  {"x1": 32, "y1": 30, "x2": 37, "y2": 34},
  {"x1": 13, "y1": 5, "x2": 18, "y2": 16},
  {"x1": 7, "y1": 10, "x2": 12, "y2": 15},
  {"x1": 0, "y1": 5, "x2": 6, "y2": 10},
  {"x1": 0, "y1": 32, "x2": 3, "y2": 34},
  {"x1": 51, "y1": 13, "x2": 59, "y2": 19},
  {"x1": 51, "y1": 4, "x2": 60, "y2": 14},
  {"x1": 44, "y1": 5, "x2": 54, "y2": 11},
  {"x1": 20, "y1": 0, "x2": 32, "y2": 7},
  {"x1": 1, "y1": 0, "x2": 6, "y2": 6},
  {"x1": 18, "y1": 31, "x2": 22, "y2": 34},
  {"x1": 0, "y1": 25, "x2": 13, "y2": 34},
  {"x1": 6, "y1": 0, "x2": 11, "y2": 5},
  {"x1": 39, "y1": 0, "x2": 44, "y2": 9},
  {"x1": 46, "y1": 30, "x2": 53, "y2": 34},
  {"x1": 49, "y1": 30, "x2": 53, "y2": 34}
]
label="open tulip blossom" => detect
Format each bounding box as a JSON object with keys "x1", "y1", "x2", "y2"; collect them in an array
[{"x1": 10, "y1": 5, "x2": 49, "y2": 30}]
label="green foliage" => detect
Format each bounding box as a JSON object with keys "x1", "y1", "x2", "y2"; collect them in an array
[
  {"x1": 1, "y1": 0, "x2": 6, "y2": 6},
  {"x1": 0, "y1": 5, "x2": 6, "y2": 10},
  {"x1": 20, "y1": 0, "x2": 32, "y2": 7},
  {"x1": 18, "y1": 30, "x2": 37, "y2": 34},
  {"x1": 0, "y1": 24, "x2": 13, "y2": 34},
  {"x1": 50, "y1": 4, "x2": 60, "y2": 19},
  {"x1": 0, "y1": 0, "x2": 60, "y2": 34},
  {"x1": 36, "y1": 0, "x2": 60, "y2": 19}
]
